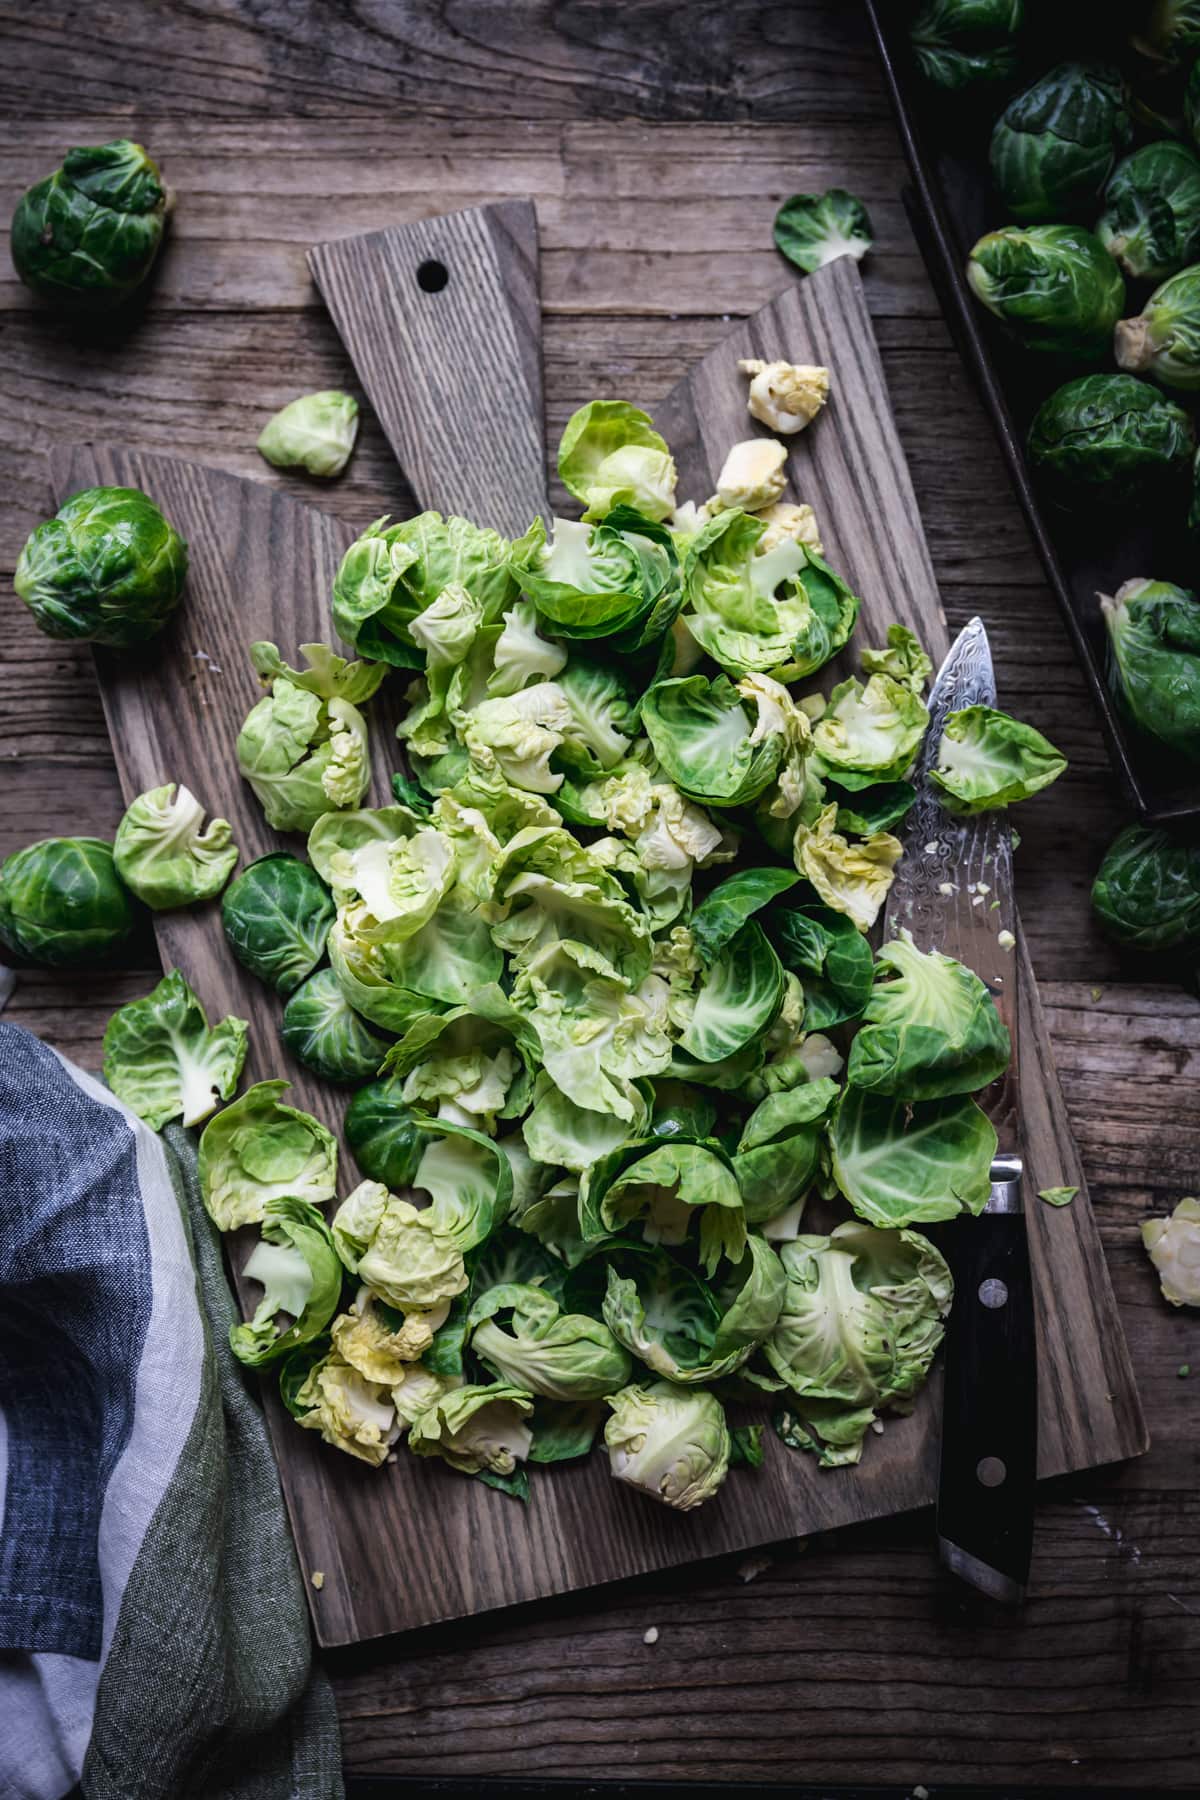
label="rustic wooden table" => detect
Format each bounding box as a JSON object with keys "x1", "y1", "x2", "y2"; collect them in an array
[{"x1": 2, "y1": 1, "x2": 1197, "y2": 1788}]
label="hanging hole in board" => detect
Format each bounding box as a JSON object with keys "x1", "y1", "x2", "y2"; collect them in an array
[{"x1": 416, "y1": 259, "x2": 449, "y2": 293}]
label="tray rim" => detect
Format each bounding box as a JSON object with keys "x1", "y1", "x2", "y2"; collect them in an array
[{"x1": 863, "y1": 0, "x2": 1200, "y2": 828}]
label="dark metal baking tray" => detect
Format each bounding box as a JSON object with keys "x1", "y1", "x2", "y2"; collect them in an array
[{"x1": 865, "y1": 0, "x2": 1200, "y2": 823}]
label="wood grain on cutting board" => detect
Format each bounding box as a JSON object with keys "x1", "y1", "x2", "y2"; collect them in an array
[{"x1": 51, "y1": 255, "x2": 1144, "y2": 1649}]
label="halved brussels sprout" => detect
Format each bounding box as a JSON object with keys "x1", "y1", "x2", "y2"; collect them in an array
[
  {"x1": 1098, "y1": 143, "x2": 1200, "y2": 281},
  {"x1": 966, "y1": 225, "x2": 1124, "y2": 357},
  {"x1": 0, "y1": 836, "x2": 138, "y2": 968},
  {"x1": 1027, "y1": 373, "x2": 1194, "y2": 506},
  {"x1": 15, "y1": 486, "x2": 187, "y2": 648},
  {"x1": 10, "y1": 139, "x2": 170, "y2": 308},
  {"x1": 1091, "y1": 823, "x2": 1200, "y2": 950},
  {"x1": 989, "y1": 64, "x2": 1131, "y2": 222}
]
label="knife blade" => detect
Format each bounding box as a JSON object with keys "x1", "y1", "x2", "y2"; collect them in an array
[{"x1": 882, "y1": 617, "x2": 1036, "y2": 1605}]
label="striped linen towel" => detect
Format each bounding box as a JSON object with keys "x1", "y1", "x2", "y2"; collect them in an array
[{"x1": 0, "y1": 1020, "x2": 343, "y2": 1800}]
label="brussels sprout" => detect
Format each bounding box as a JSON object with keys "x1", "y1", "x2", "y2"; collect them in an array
[
  {"x1": 344, "y1": 1081, "x2": 429, "y2": 1187},
  {"x1": 332, "y1": 1178, "x2": 467, "y2": 1311},
  {"x1": 15, "y1": 486, "x2": 188, "y2": 648},
  {"x1": 408, "y1": 1383, "x2": 534, "y2": 1484},
  {"x1": 198, "y1": 1079, "x2": 338, "y2": 1231},
  {"x1": 103, "y1": 969, "x2": 247, "y2": 1130},
  {"x1": 1026, "y1": 373, "x2": 1194, "y2": 506},
  {"x1": 765, "y1": 901, "x2": 875, "y2": 1030},
  {"x1": 773, "y1": 189, "x2": 874, "y2": 275},
  {"x1": 604, "y1": 1379, "x2": 731, "y2": 1510},
  {"x1": 766, "y1": 1222, "x2": 952, "y2": 1467},
  {"x1": 236, "y1": 642, "x2": 379, "y2": 832},
  {"x1": 469, "y1": 1284, "x2": 632, "y2": 1400},
  {"x1": 281, "y1": 967, "x2": 393, "y2": 1083},
  {"x1": 257, "y1": 391, "x2": 359, "y2": 479},
  {"x1": 831, "y1": 1087, "x2": 997, "y2": 1228},
  {"x1": 221, "y1": 853, "x2": 334, "y2": 994},
  {"x1": 286, "y1": 1348, "x2": 400, "y2": 1467},
  {"x1": 989, "y1": 65, "x2": 1131, "y2": 223},
  {"x1": 1187, "y1": 57, "x2": 1200, "y2": 148},
  {"x1": 966, "y1": 225, "x2": 1124, "y2": 357},
  {"x1": 1102, "y1": 578, "x2": 1200, "y2": 756},
  {"x1": 715, "y1": 439, "x2": 788, "y2": 513},
  {"x1": 230, "y1": 1198, "x2": 343, "y2": 1367},
  {"x1": 332, "y1": 510, "x2": 524, "y2": 667},
  {"x1": 10, "y1": 139, "x2": 170, "y2": 308},
  {"x1": 909, "y1": 0, "x2": 1023, "y2": 90},
  {"x1": 930, "y1": 705, "x2": 1067, "y2": 812},
  {"x1": 0, "y1": 836, "x2": 137, "y2": 967},
  {"x1": 113, "y1": 782, "x2": 238, "y2": 910},
  {"x1": 1091, "y1": 823, "x2": 1200, "y2": 950},
  {"x1": 846, "y1": 935, "x2": 1010, "y2": 1101},
  {"x1": 1141, "y1": 1196, "x2": 1200, "y2": 1306},
  {"x1": 1135, "y1": 0, "x2": 1200, "y2": 67},
  {"x1": 738, "y1": 358, "x2": 829, "y2": 434},
  {"x1": 1116, "y1": 263, "x2": 1200, "y2": 390},
  {"x1": 1098, "y1": 144, "x2": 1200, "y2": 281},
  {"x1": 599, "y1": 1238, "x2": 785, "y2": 1384},
  {"x1": 556, "y1": 402, "x2": 677, "y2": 524}
]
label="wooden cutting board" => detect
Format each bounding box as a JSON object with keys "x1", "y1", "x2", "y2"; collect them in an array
[{"x1": 53, "y1": 253, "x2": 1145, "y2": 1650}]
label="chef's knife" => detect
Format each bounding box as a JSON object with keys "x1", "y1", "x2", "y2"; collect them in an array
[{"x1": 881, "y1": 617, "x2": 1036, "y2": 1604}]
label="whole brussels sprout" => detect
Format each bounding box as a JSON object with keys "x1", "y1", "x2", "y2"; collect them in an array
[
  {"x1": 221, "y1": 853, "x2": 335, "y2": 994},
  {"x1": 0, "y1": 837, "x2": 138, "y2": 967},
  {"x1": 10, "y1": 139, "x2": 171, "y2": 309},
  {"x1": 1027, "y1": 373, "x2": 1194, "y2": 506},
  {"x1": 1134, "y1": 0, "x2": 1200, "y2": 68},
  {"x1": 281, "y1": 967, "x2": 393, "y2": 1084},
  {"x1": 1101, "y1": 577, "x2": 1200, "y2": 757},
  {"x1": 910, "y1": 0, "x2": 1023, "y2": 91},
  {"x1": 990, "y1": 65, "x2": 1131, "y2": 223},
  {"x1": 1098, "y1": 144, "x2": 1200, "y2": 281},
  {"x1": 1187, "y1": 57, "x2": 1200, "y2": 149},
  {"x1": 1091, "y1": 823, "x2": 1200, "y2": 951},
  {"x1": 15, "y1": 486, "x2": 188, "y2": 648},
  {"x1": 966, "y1": 224, "x2": 1124, "y2": 356},
  {"x1": 1116, "y1": 263, "x2": 1200, "y2": 391}
]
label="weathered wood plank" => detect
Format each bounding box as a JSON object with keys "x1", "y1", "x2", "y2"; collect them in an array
[
  {"x1": 0, "y1": 120, "x2": 927, "y2": 319},
  {"x1": 330, "y1": 1491, "x2": 1200, "y2": 1786},
  {"x1": 0, "y1": 307, "x2": 1057, "y2": 580},
  {"x1": 0, "y1": 2, "x2": 889, "y2": 123}
]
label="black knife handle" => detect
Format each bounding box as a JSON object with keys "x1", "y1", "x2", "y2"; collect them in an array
[{"x1": 936, "y1": 1155, "x2": 1037, "y2": 1603}]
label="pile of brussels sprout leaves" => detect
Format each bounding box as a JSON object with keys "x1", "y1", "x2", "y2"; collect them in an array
[
  {"x1": 903, "y1": 9, "x2": 1200, "y2": 954},
  {"x1": 3, "y1": 390, "x2": 1070, "y2": 1512}
]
